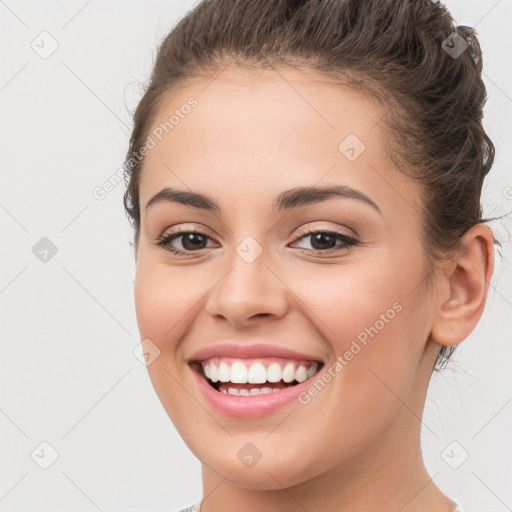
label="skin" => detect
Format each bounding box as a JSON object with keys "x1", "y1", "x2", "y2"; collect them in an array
[{"x1": 133, "y1": 65, "x2": 494, "y2": 512}]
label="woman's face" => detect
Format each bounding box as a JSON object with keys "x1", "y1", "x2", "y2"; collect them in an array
[{"x1": 134, "y1": 65, "x2": 443, "y2": 489}]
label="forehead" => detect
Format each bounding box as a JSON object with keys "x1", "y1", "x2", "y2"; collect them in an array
[{"x1": 138, "y1": 65, "x2": 418, "y2": 217}]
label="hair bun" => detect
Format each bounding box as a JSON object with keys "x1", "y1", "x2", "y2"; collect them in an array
[{"x1": 455, "y1": 25, "x2": 482, "y2": 67}]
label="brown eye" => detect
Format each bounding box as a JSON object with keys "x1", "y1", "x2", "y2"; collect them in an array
[
  {"x1": 155, "y1": 229, "x2": 217, "y2": 255},
  {"x1": 176, "y1": 232, "x2": 209, "y2": 251},
  {"x1": 290, "y1": 229, "x2": 359, "y2": 255}
]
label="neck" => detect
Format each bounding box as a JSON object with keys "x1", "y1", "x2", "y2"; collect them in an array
[
  {"x1": 199, "y1": 340, "x2": 454, "y2": 512},
  {"x1": 200, "y1": 421, "x2": 453, "y2": 512}
]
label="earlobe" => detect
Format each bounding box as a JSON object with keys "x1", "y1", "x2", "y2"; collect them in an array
[{"x1": 429, "y1": 223, "x2": 495, "y2": 347}]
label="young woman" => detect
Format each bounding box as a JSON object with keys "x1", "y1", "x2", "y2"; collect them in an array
[{"x1": 123, "y1": 0, "x2": 497, "y2": 510}]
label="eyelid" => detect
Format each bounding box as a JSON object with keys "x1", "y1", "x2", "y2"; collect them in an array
[
  {"x1": 159, "y1": 223, "x2": 217, "y2": 239},
  {"x1": 158, "y1": 221, "x2": 356, "y2": 245},
  {"x1": 290, "y1": 226, "x2": 359, "y2": 253},
  {"x1": 155, "y1": 221, "x2": 360, "y2": 258},
  {"x1": 154, "y1": 224, "x2": 220, "y2": 255},
  {"x1": 294, "y1": 222, "x2": 357, "y2": 240}
]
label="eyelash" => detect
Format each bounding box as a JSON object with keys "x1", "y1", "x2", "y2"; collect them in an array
[{"x1": 154, "y1": 226, "x2": 359, "y2": 256}]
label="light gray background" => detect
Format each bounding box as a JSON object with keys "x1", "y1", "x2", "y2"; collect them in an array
[{"x1": 0, "y1": 0, "x2": 511, "y2": 511}]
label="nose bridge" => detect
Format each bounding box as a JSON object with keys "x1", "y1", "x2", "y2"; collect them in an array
[{"x1": 205, "y1": 233, "x2": 289, "y2": 324}]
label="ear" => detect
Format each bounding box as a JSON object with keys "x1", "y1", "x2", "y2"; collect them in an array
[{"x1": 430, "y1": 223, "x2": 495, "y2": 347}]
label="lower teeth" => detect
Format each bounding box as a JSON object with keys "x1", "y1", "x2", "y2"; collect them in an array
[{"x1": 217, "y1": 385, "x2": 295, "y2": 395}]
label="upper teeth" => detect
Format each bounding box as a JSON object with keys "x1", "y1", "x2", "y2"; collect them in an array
[{"x1": 201, "y1": 358, "x2": 319, "y2": 384}]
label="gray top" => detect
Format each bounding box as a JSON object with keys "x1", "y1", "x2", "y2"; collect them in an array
[
  {"x1": 178, "y1": 499, "x2": 464, "y2": 511},
  {"x1": 177, "y1": 503, "x2": 201, "y2": 512},
  {"x1": 453, "y1": 500, "x2": 463, "y2": 512}
]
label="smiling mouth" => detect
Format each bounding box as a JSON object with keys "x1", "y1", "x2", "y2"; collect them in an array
[{"x1": 190, "y1": 358, "x2": 325, "y2": 396}]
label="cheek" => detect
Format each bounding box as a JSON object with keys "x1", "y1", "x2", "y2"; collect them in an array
[
  {"x1": 293, "y1": 250, "x2": 430, "y2": 400},
  {"x1": 286, "y1": 275, "x2": 427, "y2": 467},
  {"x1": 291, "y1": 255, "x2": 408, "y2": 348},
  {"x1": 134, "y1": 261, "x2": 201, "y2": 345},
  {"x1": 133, "y1": 262, "x2": 200, "y2": 422}
]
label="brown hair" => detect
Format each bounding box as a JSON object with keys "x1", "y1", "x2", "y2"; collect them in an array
[{"x1": 123, "y1": 0, "x2": 499, "y2": 369}]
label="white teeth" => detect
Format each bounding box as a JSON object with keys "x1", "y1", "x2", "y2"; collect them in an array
[
  {"x1": 267, "y1": 362, "x2": 282, "y2": 382},
  {"x1": 210, "y1": 364, "x2": 219, "y2": 383},
  {"x1": 282, "y1": 362, "x2": 296, "y2": 383},
  {"x1": 307, "y1": 363, "x2": 318, "y2": 378},
  {"x1": 222, "y1": 385, "x2": 289, "y2": 396},
  {"x1": 295, "y1": 365, "x2": 308, "y2": 383},
  {"x1": 201, "y1": 359, "x2": 321, "y2": 386},
  {"x1": 218, "y1": 362, "x2": 231, "y2": 382},
  {"x1": 230, "y1": 361, "x2": 248, "y2": 383},
  {"x1": 247, "y1": 362, "x2": 267, "y2": 384}
]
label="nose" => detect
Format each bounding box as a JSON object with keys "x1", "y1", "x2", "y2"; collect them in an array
[{"x1": 205, "y1": 243, "x2": 289, "y2": 328}]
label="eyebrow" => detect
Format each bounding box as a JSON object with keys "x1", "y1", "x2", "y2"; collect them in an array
[{"x1": 145, "y1": 185, "x2": 382, "y2": 215}]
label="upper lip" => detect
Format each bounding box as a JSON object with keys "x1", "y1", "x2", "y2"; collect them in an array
[{"x1": 188, "y1": 343, "x2": 325, "y2": 363}]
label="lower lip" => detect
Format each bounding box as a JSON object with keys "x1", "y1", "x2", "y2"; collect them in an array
[{"x1": 190, "y1": 364, "x2": 322, "y2": 419}]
